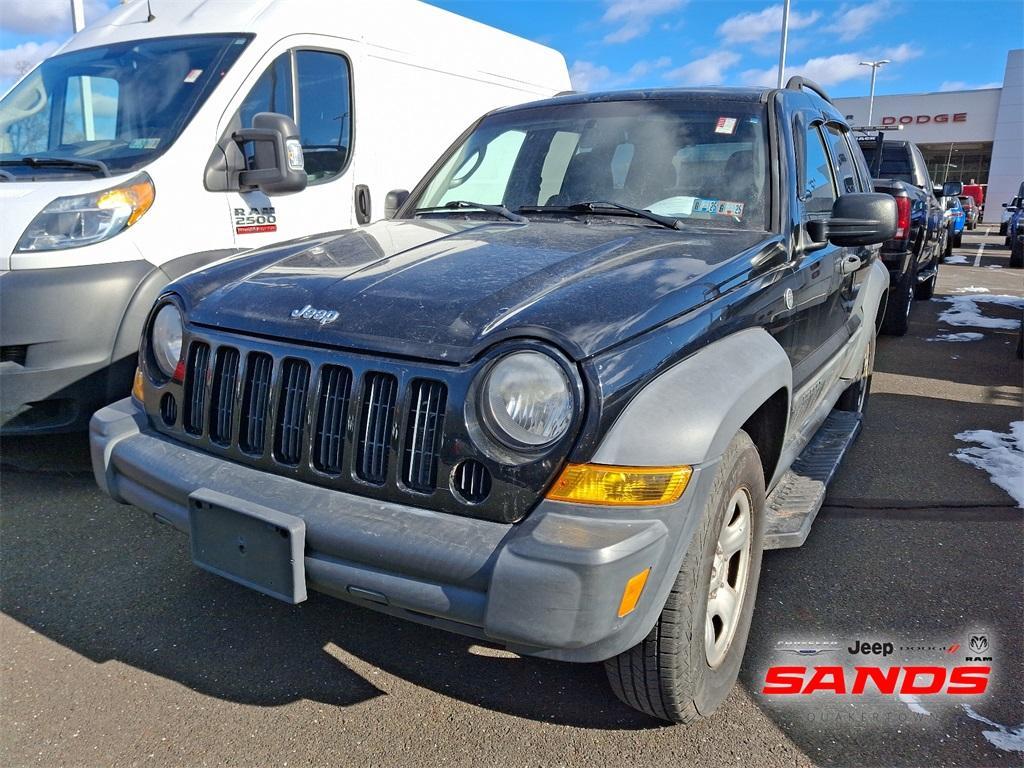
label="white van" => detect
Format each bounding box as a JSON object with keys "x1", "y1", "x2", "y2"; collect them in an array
[{"x1": 0, "y1": 0, "x2": 570, "y2": 433}]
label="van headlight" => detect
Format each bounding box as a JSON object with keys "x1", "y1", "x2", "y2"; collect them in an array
[
  {"x1": 15, "y1": 172, "x2": 155, "y2": 252},
  {"x1": 150, "y1": 303, "x2": 183, "y2": 379},
  {"x1": 480, "y1": 351, "x2": 573, "y2": 449}
]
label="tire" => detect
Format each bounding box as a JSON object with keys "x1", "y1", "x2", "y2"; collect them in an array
[
  {"x1": 944, "y1": 232, "x2": 953, "y2": 259},
  {"x1": 604, "y1": 430, "x2": 765, "y2": 724},
  {"x1": 1000, "y1": 223, "x2": 1008, "y2": 236},
  {"x1": 953, "y1": 232, "x2": 963, "y2": 248},
  {"x1": 836, "y1": 333, "x2": 875, "y2": 414},
  {"x1": 915, "y1": 256, "x2": 938, "y2": 300},
  {"x1": 881, "y1": 269, "x2": 914, "y2": 336},
  {"x1": 1011, "y1": 238, "x2": 1023, "y2": 268}
]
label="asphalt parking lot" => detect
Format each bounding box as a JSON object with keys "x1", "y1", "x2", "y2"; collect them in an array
[{"x1": 2, "y1": 229, "x2": 1021, "y2": 768}]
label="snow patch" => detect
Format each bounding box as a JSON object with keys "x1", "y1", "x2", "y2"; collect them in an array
[
  {"x1": 952, "y1": 422, "x2": 1024, "y2": 508},
  {"x1": 927, "y1": 332, "x2": 984, "y2": 342},
  {"x1": 943, "y1": 255, "x2": 968, "y2": 264},
  {"x1": 962, "y1": 704, "x2": 1024, "y2": 753},
  {"x1": 936, "y1": 294, "x2": 1024, "y2": 331},
  {"x1": 898, "y1": 693, "x2": 930, "y2": 716},
  {"x1": 953, "y1": 286, "x2": 990, "y2": 293}
]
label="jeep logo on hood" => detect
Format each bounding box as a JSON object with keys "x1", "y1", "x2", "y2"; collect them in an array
[{"x1": 290, "y1": 305, "x2": 340, "y2": 326}]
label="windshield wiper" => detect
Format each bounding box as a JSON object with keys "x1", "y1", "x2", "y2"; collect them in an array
[
  {"x1": 2, "y1": 156, "x2": 111, "y2": 177},
  {"x1": 413, "y1": 200, "x2": 527, "y2": 223},
  {"x1": 520, "y1": 201, "x2": 684, "y2": 231}
]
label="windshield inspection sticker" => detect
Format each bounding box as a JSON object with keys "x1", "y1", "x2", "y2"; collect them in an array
[
  {"x1": 694, "y1": 198, "x2": 745, "y2": 217},
  {"x1": 184, "y1": 69, "x2": 204, "y2": 83},
  {"x1": 715, "y1": 116, "x2": 738, "y2": 135},
  {"x1": 128, "y1": 138, "x2": 160, "y2": 150}
]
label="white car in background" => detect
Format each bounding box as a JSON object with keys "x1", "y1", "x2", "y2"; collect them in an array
[{"x1": 0, "y1": 0, "x2": 570, "y2": 434}]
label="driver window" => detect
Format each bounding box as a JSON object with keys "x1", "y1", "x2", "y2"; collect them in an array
[
  {"x1": 824, "y1": 125, "x2": 859, "y2": 195},
  {"x1": 803, "y1": 124, "x2": 837, "y2": 215}
]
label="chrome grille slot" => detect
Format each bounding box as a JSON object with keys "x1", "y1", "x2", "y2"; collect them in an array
[
  {"x1": 356, "y1": 372, "x2": 398, "y2": 484},
  {"x1": 209, "y1": 347, "x2": 240, "y2": 445},
  {"x1": 239, "y1": 352, "x2": 273, "y2": 455},
  {"x1": 402, "y1": 379, "x2": 447, "y2": 492},
  {"x1": 313, "y1": 365, "x2": 352, "y2": 474},
  {"x1": 183, "y1": 342, "x2": 210, "y2": 435},
  {"x1": 273, "y1": 358, "x2": 311, "y2": 465}
]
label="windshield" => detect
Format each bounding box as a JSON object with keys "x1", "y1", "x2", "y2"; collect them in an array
[
  {"x1": 0, "y1": 34, "x2": 251, "y2": 178},
  {"x1": 410, "y1": 99, "x2": 770, "y2": 230}
]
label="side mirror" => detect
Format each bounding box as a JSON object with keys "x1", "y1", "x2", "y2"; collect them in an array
[
  {"x1": 233, "y1": 112, "x2": 307, "y2": 196},
  {"x1": 807, "y1": 193, "x2": 897, "y2": 247},
  {"x1": 1003, "y1": 202, "x2": 1010, "y2": 208},
  {"x1": 942, "y1": 181, "x2": 963, "y2": 197},
  {"x1": 384, "y1": 189, "x2": 410, "y2": 219}
]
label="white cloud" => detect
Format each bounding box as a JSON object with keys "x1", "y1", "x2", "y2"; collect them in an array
[
  {"x1": 0, "y1": 0, "x2": 112, "y2": 35},
  {"x1": 717, "y1": 4, "x2": 821, "y2": 44},
  {"x1": 601, "y1": 0, "x2": 687, "y2": 44},
  {"x1": 570, "y1": 56, "x2": 673, "y2": 92},
  {"x1": 665, "y1": 51, "x2": 742, "y2": 86},
  {"x1": 827, "y1": 1, "x2": 894, "y2": 42},
  {"x1": 569, "y1": 60, "x2": 613, "y2": 91},
  {"x1": 741, "y1": 44, "x2": 921, "y2": 88},
  {"x1": 0, "y1": 40, "x2": 61, "y2": 83},
  {"x1": 939, "y1": 80, "x2": 1002, "y2": 92}
]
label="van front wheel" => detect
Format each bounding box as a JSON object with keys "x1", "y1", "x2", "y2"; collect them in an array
[{"x1": 604, "y1": 430, "x2": 765, "y2": 723}]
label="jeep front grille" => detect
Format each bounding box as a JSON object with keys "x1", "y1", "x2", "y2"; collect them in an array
[
  {"x1": 403, "y1": 379, "x2": 447, "y2": 493},
  {"x1": 313, "y1": 365, "x2": 352, "y2": 475},
  {"x1": 183, "y1": 342, "x2": 210, "y2": 435},
  {"x1": 240, "y1": 352, "x2": 272, "y2": 455}
]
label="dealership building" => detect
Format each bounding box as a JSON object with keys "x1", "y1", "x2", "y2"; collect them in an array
[{"x1": 834, "y1": 49, "x2": 1023, "y2": 224}]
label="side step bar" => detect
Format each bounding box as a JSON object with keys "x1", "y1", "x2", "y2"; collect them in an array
[{"x1": 763, "y1": 410, "x2": 862, "y2": 550}]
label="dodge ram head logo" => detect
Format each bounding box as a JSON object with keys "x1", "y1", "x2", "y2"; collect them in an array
[
  {"x1": 291, "y1": 305, "x2": 340, "y2": 326},
  {"x1": 969, "y1": 635, "x2": 989, "y2": 654}
]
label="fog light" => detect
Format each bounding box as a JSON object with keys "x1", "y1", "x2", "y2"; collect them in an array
[
  {"x1": 546, "y1": 464, "x2": 692, "y2": 506},
  {"x1": 131, "y1": 367, "x2": 144, "y2": 402},
  {"x1": 618, "y1": 567, "x2": 651, "y2": 617}
]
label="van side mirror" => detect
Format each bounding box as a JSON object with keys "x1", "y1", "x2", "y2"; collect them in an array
[
  {"x1": 942, "y1": 181, "x2": 963, "y2": 198},
  {"x1": 807, "y1": 193, "x2": 897, "y2": 247},
  {"x1": 385, "y1": 189, "x2": 410, "y2": 219},
  {"x1": 233, "y1": 112, "x2": 307, "y2": 196}
]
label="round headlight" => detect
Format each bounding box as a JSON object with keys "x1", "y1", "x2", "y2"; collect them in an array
[
  {"x1": 151, "y1": 303, "x2": 183, "y2": 378},
  {"x1": 482, "y1": 351, "x2": 573, "y2": 449}
]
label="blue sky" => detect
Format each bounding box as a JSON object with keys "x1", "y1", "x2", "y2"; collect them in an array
[{"x1": 2, "y1": 0, "x2": 1021, "y2": 95}]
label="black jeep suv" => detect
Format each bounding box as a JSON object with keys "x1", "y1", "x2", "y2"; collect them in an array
[{"x1": 91, "y1": 79, "x2": 895, "y2": 723}]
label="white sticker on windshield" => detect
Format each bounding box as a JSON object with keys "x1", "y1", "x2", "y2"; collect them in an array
[
  {"x1": 694, "y1": 198, "x2": 744, "y2": 217},
  {"x1": 715, "y1": 116, "x2": 737, "y2": 135},
  {"x1": 128, "y1": 138, "x2": 161, "y2": 150},
  {"x1": 647, "y1": 196, "x2": 698, "y2": 216},
  {"x1": 184, "y1": 69, "x2": 203, "y2": 83}
]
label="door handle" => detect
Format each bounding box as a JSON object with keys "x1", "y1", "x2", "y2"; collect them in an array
[
  {"x1": 840, "y1": 253, "x2": 863, "y2": 275},
  {"x1": 354, "y1": 184, "x2": 371, "y2": 225}
]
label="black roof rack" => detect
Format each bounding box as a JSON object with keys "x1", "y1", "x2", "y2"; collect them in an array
[{"x1": 784, "y1": 76, "x2": 832, "y2": 105}]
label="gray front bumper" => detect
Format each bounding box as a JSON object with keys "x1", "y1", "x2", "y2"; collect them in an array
[{"x1": 91, "y1": 398, "x2": 713, "y2": 662}]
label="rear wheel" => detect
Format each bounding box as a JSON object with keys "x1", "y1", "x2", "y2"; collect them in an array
[
  {"x1": 881, "y1": 269, "x2": 914, "y2": 336},
  {"x1": 916, "y1": 253, "x2": 938, "y2": 300},
  {"x1": 944, "y1": 231, "x2": 954, "y2": 259},
  {"x1": 953, "y1": 232, "x2": 963, "y2": 248},
  {"x1": 837, "y1": 334, "x2": 875, "y2": 414},
  {"x1": 604, "y1": 430, "x2": 765, "y2": 724}
]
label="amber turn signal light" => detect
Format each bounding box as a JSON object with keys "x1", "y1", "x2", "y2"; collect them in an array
[
  {"x1": 131, "y1": 367, "x2": 144, "y2": 402},
  {"x1": 546, "y1": 463, "x2": 692, "y2": 506}
]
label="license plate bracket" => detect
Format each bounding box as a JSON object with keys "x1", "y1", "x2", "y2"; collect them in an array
[{"x1": 188, "y1": 488, "x2": 307, "y2": 604}]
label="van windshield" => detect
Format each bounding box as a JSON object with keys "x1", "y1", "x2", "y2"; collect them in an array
[
  {"x1": 411, "y1": 99, "x2": 770, "y2": 231},
  {"x1": 0, "y1": 34, "x2": 251, "y2": 179}
]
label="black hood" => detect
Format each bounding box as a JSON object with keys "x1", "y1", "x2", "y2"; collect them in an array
[{"x1": 179, "y1": 218, "x2": 773, "y2": 363}]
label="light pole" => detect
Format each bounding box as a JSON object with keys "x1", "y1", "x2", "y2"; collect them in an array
[
  {"x1": 859, "y1": 59, "x2": 890, "y2": 125},
  {"x1": 776, "y1": 0, "x2": 791, "y2": 88}
]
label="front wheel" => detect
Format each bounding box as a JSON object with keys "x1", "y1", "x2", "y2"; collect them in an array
[
  {"x1": 953, "y1": 232, "x2": 963, "y2": 248},
  {"x1": 1010, "y1": 238, "x2": 1023, "y2": 268},
  {"x1": 604, "y1": 430, "x2": 765, "y2": 723}
]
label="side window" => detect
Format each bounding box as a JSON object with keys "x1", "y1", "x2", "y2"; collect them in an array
[
  {"x1": 237, "y1": 53, "x2": 293, "y2": 130},
  {"x1": 824, "y1": 125, "x2": 860, "y2": 195},
  {"x1": 912, "y1": 145, "x2": 931, "y2": 188},
  {"x1": 234, "y1": 49, "x2": 352, "y2": 183},
  {"x1": 61, "y1": 76, "x2": 119, "y2": 143},
  {"x1": 295, "y1": 50, "x2": 351, "y2": 183},
  {"x1": 845, "y1": 133, "x2": 873, "y2": 192},
  {"x1": 802, "y1": 124, "x2": 836, "y2": 215}
]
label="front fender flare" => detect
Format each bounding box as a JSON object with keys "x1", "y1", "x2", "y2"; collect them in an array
[{"x1": 591, "y1": 328, "x2": 792, "y2": 468}]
